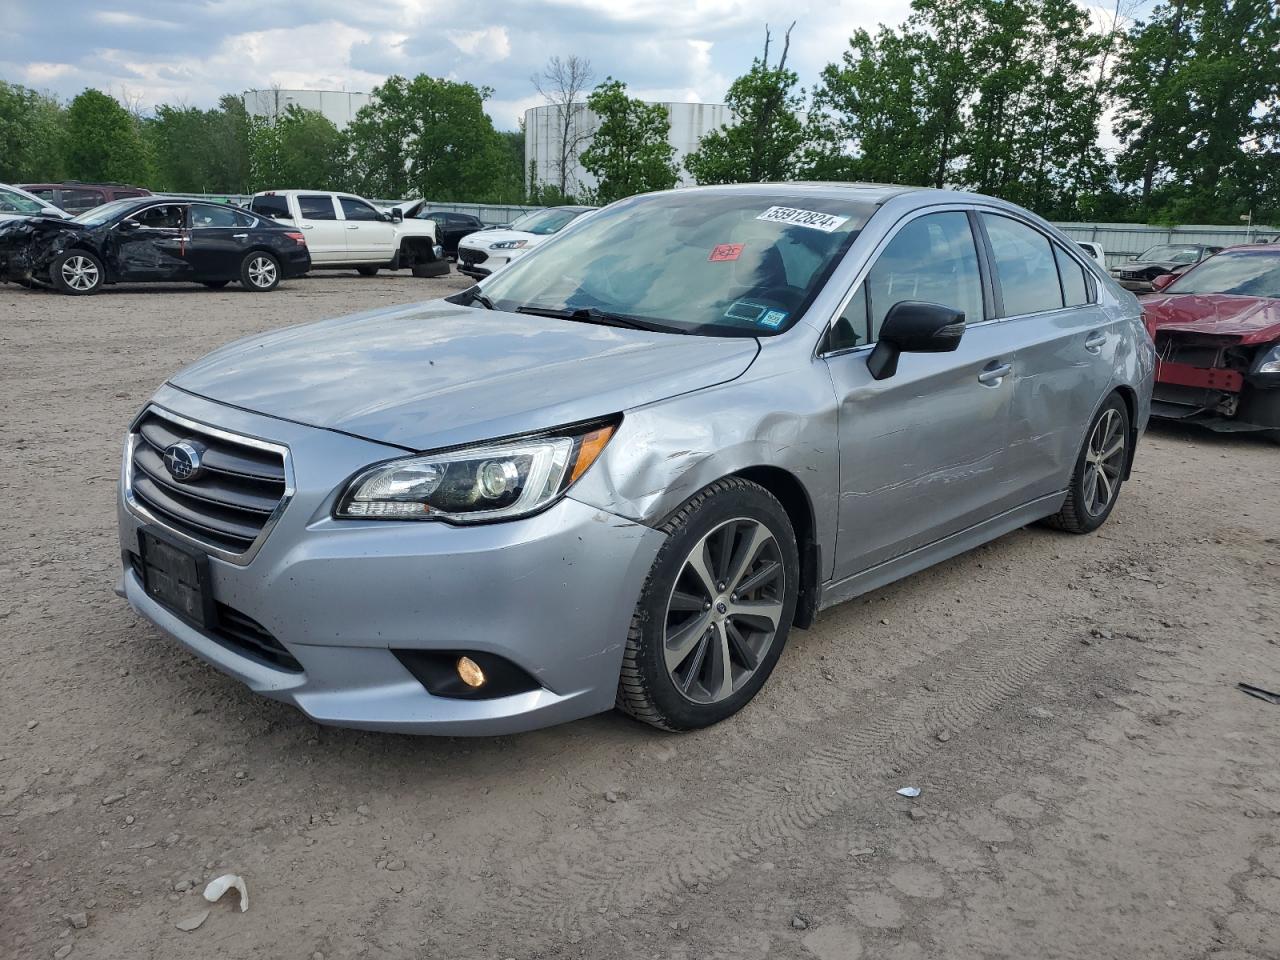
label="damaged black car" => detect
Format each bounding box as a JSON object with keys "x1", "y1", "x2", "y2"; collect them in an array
[{"x1": 0, "y1": 198, "x2": 311, "y2": 295}]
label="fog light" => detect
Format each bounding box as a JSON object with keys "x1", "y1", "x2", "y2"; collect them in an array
[{"x1": 457, "y1": 656, "x2": 486, "y2": 688}]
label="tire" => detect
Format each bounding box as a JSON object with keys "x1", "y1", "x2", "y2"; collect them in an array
[
  {"x1": 240, "y1": 252, "x2": 280, "y2": 292},
  {"x1": 50, "y1": 250, "x2": 103, "y2": 295},
  {"x1": 202, "y1": 280, "x2": 230, "y2": 289},
  {"x1": 616, "y1": 477, "x2": 800, "y2": 731},
  {"x1": 356, "y1": 266, "x2": 379, "y2": 277},
  {"x1": 1043, "y1": 393, "x2": 1130, "y2": 534},
  {"x1": 412, "y1": 260, "x2": 450, "y2": 279}
]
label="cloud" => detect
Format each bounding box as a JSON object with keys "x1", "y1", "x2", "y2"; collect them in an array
[{"x1": 447, "y1": 27, "x2": 512, "y2": 62}]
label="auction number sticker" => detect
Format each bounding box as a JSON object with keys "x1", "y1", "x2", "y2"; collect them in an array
[
  {"x1": 756, "y1": 206, "x2": 850, "y2": 233},
  {"x1": 709, "y1": 243, "x2": 745, "y2": 262}
]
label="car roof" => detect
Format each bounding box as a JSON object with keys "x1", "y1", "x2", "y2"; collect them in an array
[{"x1": 1217, "y1": 243, "x2": 1280, "y2": 255}]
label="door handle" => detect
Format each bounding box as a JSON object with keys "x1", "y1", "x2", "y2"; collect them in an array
[
  {"x1": 232, "y1": 233, "x2": 247, "y2": 239},
  {"x1": 300, "y1": 224, "x2": 313, "y2": 230},
  {"x1": 1084, "y1": 332, "x2": 1108, "y2": 353},
  {"x1": 346, "y1": 225, "x2": 359, "y2": 230},
  {"x1": 977, "y1": 362, "x2": 1013, "y2": 385}
]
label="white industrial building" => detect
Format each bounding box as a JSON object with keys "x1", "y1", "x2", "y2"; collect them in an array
[
  {"x1": 524, "y1": 101, "x2": 730, "y2": 196},
  {"x1": 243, "y1": 88, "x2": 373, "y2": 129}
]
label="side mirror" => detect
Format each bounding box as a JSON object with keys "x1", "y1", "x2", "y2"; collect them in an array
[
  {"x1": 867, "y1": 301, "x2": 966, "y2": 381},
  {"x1": 1151, "y1": 273, "x2": 1176, "y2": 292},
  {"x1": 386, "y1": 210, "x2": 403, "y2": 223},
  {"x1": 118, "y1": 219, "x2": 141, "y2": 233}
]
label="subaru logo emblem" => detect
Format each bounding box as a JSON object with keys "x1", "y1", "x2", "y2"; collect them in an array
[{"x1": 162, "y1": 440, "x2": 205, "y2": 482}]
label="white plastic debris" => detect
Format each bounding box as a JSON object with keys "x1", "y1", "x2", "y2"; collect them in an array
[
  {"x1": 203, "y1": 873, "x2": 249, "y2": 912},
  {"x1": 896, "y1": 787, "x2": 921, "y2": 798}
]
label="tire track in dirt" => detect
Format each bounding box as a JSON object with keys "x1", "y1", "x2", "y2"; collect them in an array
[{"x1": 495, "y1": 618, "x2": 1079, "y2": 941}]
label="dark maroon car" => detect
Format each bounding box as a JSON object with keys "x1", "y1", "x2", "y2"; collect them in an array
[
  {"x1": 19, "y1": 182, "x2": 151, "y2": 215},
  {"x1": 1143, "y1": 244, "x2": 1280, "y2": 441}
]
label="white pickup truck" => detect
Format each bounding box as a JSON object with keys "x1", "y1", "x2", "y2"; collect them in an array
[{"x1": 249, "y1": 190, "x2": 447, "y2": 277}]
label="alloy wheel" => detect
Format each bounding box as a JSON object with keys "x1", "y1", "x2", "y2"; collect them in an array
[
  {"x1": 663, "y1": 517, "x2": 785, "y2": 704},
  {"x1": 61, "y1": 255, "x2": 98, "y2": 292},
  {"x1": 247, "y1": 256, "x2": 277, "y2": 288},
  {"x1": 1083, "y1": 408, "x2": 1125, "y2": 516}
]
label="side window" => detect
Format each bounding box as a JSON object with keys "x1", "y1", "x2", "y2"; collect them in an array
[
  {"x1": 190, "y1": 204, "x2": 239, "y2": 228},
  {"x1": 339, "y1": 197, "x2": 381, "y2": 221},
  {"x1": 233, "y1": 210, "x2": 257, "y2": 228},
  {"x1": 866, "y1": 212, "x2": 984, "y2": 342},
  {"x1": 132, "y1": 204, "x2": 186, "y2": 229},
  {"x1": 62, "y1": 188, "x2": 106, "y2": 213},
  {"x1": 983, "y1": 214, "x2": 1064, "y2": 316},
  {"x1": 298, "y1": 195, "x2": 337, "y2": 220},
  {"x1": 827, "y1": 283, "x2": 868, "y2": 352},
  {"x1": 1054, "y1": 244, "x2": 1091, "y2": 307},
  {"x1": 250, "y1": 195, "x2": 290, "y2": 219}
]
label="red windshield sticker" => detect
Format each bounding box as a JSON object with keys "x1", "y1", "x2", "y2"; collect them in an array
[{"x1": 709, "y1": 243, "x2": 745, "y2": 262}]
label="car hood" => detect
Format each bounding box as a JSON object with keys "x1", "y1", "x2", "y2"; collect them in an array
[
  {"x1": 1117, "y1": 260, "x2": 1181, "y2": 273},
  {"x1": 1143, "y1": 293, "x2": 1280, "y2": 345},
  {"x1": 459, "y1": 229, "x2": 542, "y2": 249},
  {"x1": 169, "y1": 300, "x2": 760, "y2": 451}
]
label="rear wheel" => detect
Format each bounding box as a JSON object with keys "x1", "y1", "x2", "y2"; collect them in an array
[
  {"x1": 356, "y1": 266, "x2": 379, "y2": 277},
  {"x1": 51, "y1": 251, "x2": 103, "y2": 295},
  {"x1": 617, "y1": 478, "x2": 799, "y2": 731},
  {"x1": 1043, "y1": 394, "x2": 1130, "y2": 534},
  {"x1": 240, "y1": 252, "x2": 280, "y2": 292}
]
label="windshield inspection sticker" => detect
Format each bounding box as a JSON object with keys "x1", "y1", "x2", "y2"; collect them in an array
[
  {"x1": 709, "y1": 242, "x2": 745, "y2": 262},
  {"x1": 756, "y1": 205, "x2": 850, "y2": 233}
]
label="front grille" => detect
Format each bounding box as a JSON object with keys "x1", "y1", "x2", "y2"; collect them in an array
[
  {"x1": 127, "y1": 408, "x2": 289, "y2": 558},
  {"x1": 1120, "y1": 269, "x2": 1147, "y2": 281},
  {"x1": 212, "y1": 603, "x2": 302, "y2": 672},
  {"x1": 458, "y1": 247, "x2": 488, "y2": 266}
]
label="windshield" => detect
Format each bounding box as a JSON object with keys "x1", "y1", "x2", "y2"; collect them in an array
[
  {"x1": 1138, "y1": 244, "x2": 1201, "y2": 264},
  {"x1": 1166, "y1": 251, "x2": 1280, "y2": 298},
  {"x1": 483, "y1": 192, "x2": 872, "y2": 336},
  {"x1": 0, "y1": 188, "x2": 46, "y2": 214},
  {"x1": 72, "y1": 199, "x2": 139, "y2": 226},
  {"x1": 506, "y1": 207, "x2": 589, "y2": 235}
]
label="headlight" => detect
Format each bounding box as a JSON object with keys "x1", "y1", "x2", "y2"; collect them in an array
[
  {"x1": 1255, "y1": 344, "x2": 1280, "y2": 376},
  {"x1": 335, "y1": 420, "x2": 617, "y2": 522},
  {"x1": 489, "y1": 239, "x2": 527, "y2": 250}
]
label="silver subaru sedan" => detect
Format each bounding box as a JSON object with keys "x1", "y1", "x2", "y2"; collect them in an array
[{"x1": 117, "y1": 184, "x2": 1154, "y2": 735}]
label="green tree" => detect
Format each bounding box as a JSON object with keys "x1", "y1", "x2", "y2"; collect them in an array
[
  {"x1": 346, "y1": 74, "x2": 522, "y2": 202},
  {"x1": 0, "y1": 81, "x2": 66, "y2": 182},
  {"x1": 1113, "y1": 0, "x2": 1280, "y2": 223},
  {"x1": 686, "y1": 23, "x2": 806, "y2": 184},
  {"x1": 63, "y1": 88, "x2": 151, "y2": 184},
  {"x1": 248, "y1": 105, "x2": 348, "y2": 192},
  {"x1": 579, "y1": 78, "x2": 678, "y2": 203}
]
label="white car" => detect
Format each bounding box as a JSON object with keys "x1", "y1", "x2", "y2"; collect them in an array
[
  {"x1": 0, "y1": 183, "x2": 67, "y2": 222},
  {"x1": 248, "y1": 190, "x2": 447, "y2": 277},
  {"x1": 1077, "y1": 241, "x2": 1106, "y2": 267},
  {"x1": 456, "y1": 205, "x2": 596, "y2": 279}
]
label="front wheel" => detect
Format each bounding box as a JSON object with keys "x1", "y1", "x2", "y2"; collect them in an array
[
  {"x1": 240, "y1": 252, "x2": 280, "y2": 292},
  {"x1": 617, "y1": 478, "x2": 799, "y2": 731},
  {"x1": 51, "y1": 251, "x2": 103, "y2": 295},
  {"x1": 1043, "y1": 394, "x2": 1130, "y2": 534}
]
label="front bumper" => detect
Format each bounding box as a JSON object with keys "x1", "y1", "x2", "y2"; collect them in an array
[
  {"x1": 116, "y1": 387, "x2": 665, "y2": 735},
  {"x1": 1116, "y1": 277, "x2": 1156, "y2": 293}
]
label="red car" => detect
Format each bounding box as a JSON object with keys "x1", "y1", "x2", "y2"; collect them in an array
[{"x1": 1143, "y1": 244, "x2": 1280, "y2": 442}]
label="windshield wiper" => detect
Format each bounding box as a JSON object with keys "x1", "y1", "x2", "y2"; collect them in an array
[
  {"x1": 446, "y1": 285, "x2": 495, "y2": 310},
  {"x1": 514, "y1": 305, "x2": 684, "y2": 334}
]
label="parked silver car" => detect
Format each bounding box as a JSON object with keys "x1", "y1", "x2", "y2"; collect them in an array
[{"x1": 116, "y1": 184, "x2": 1154, "y2": 735}]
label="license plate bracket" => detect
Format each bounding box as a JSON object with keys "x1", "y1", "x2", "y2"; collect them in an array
[{"x1": 137, "y1": 527, "x2": 214, "y2": 629}]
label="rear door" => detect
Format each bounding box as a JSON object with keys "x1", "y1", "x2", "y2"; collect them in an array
[
  {"x1": 824, "y1": 208, "x2": 1017, "y2": 580},
  {"x1": 185, "y1": 203, "x2": 256, "y2": 279},
  {"x1": 978, "y1": 212, "x2": 1119, "y2": 504},
  {"x1": 293, "y1": 194, "x2": 346, "y2": 263},
  {"x1": 338, "y1": 196, "x2": 396, "y2": 262}
]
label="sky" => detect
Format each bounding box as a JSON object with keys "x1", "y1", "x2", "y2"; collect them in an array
[{"x1": 2, "y1": 0, "x2": 1136, "y2": 132}]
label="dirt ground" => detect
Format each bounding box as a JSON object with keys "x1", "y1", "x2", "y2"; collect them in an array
[{"x1": 2, "y1": 270, "x2": 1278, "y2": 960}]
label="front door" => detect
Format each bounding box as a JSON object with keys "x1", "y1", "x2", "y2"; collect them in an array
[
  {"x1": 338, "y1": 196, "x2": 396, "y2": 262},
  {"x1": 295, "y1": 194, "x2": 345, "y2": 263},
  {"x1": 824, "y1": 209, "x2": 1017, "y2": 581},
  {"x1": 113, "y1": 203, "x2": 192, "y2": 281}
]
